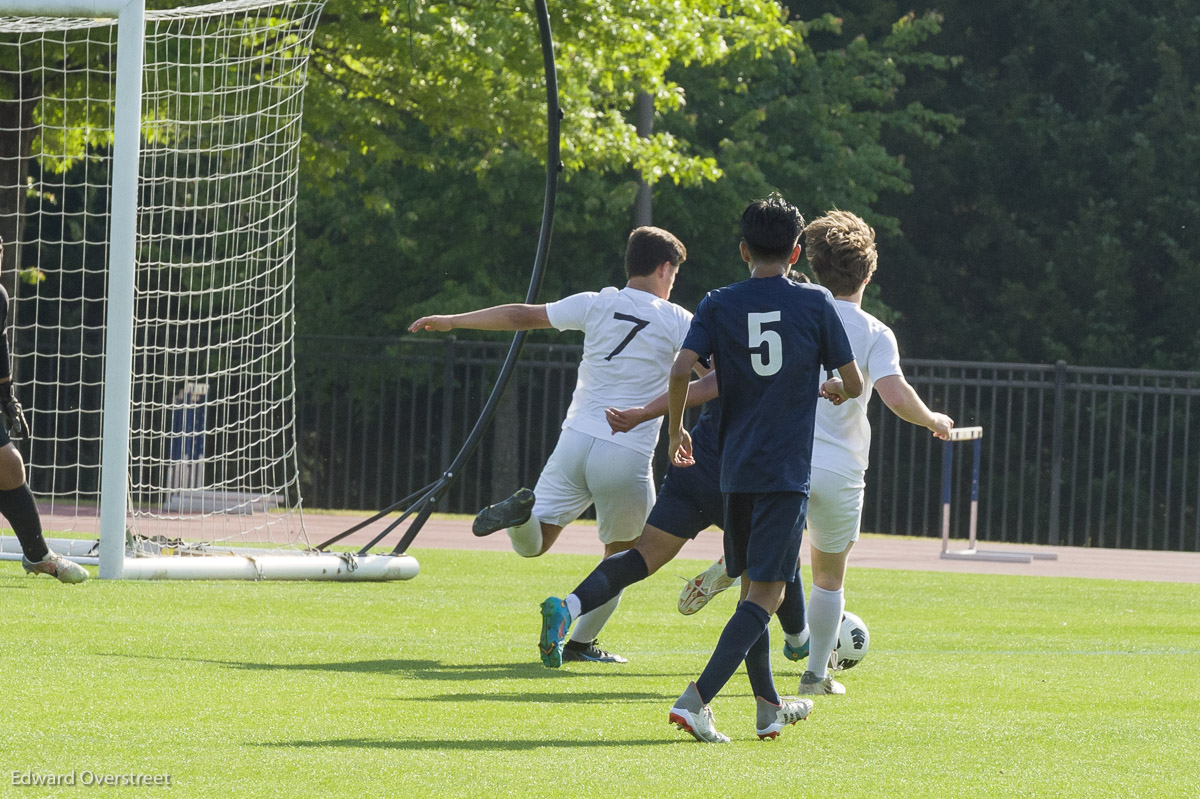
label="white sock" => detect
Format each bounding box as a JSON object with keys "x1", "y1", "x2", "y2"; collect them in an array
[
  {"x1": 784, "y1": 626, "x2": 810, "y2": 650},
  {"x1": 507, "y1": 514, "x2": 542, "y2": 557},
  {"x1": 565, "y1": 593, "x2": 582, "y2": 622},
  {"x1": 569, "y1": 592, "x2": 621, "y2": 643},
  {"x1": 807, "y1": 586, "x2": 844, "y2": 679}
]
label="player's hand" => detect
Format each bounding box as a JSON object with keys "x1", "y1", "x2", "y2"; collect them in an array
[
  {"x1": 928, "y1": 413, "x2": 954, "y2": 440},
  {"x1": 0, "y1": 383, "x2": 28, "y2": 439},
  {"x1": 668, "y1": 429, "x2": 694, "y2": 468},
  {"x1": 820, "y1": 377, "x2": 850, "y2": 405},
  {"x1": 408, "y1": 315, "x2": 453, "y2": 333},
  {"x1": 605, "y1": 406, "x2": 646, "y2": 434}
]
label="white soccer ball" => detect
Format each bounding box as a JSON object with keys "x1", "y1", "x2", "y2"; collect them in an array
[{"x1": 833, "y1": 610, "x2": 869, "y2": 670}]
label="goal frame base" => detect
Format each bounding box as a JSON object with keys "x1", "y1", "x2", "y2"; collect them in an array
[{"x1": 1, "y1": 536, "x2": 419, "y2": 581}]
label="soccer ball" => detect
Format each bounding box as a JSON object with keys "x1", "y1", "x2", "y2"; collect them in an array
[{"x1": 833, "y1": 610, "x2": 869, "y2": 670}]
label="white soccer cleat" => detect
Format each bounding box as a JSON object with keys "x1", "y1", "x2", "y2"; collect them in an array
[
  {"x1": 755, "y1": 695, "x2": 814, "y2": 740},
  {"x1": 669, "y1": 683, "x2": 730, "y2": 744},
  {"x1": 796, "y1": 669, "x2": 846, "y2": 696},
  {"x1": 21, "y1": 552, "x2": 89, "y2": 584},
  {"x1": 678, "y1": 556, "x2": 739, "y2": 615}
]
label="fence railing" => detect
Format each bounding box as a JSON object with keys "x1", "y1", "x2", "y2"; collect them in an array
[{"x1": 296, "y1": 336, "x2": 1200, "y2": 553}]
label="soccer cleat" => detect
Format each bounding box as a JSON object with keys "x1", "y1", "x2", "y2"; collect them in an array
[
  {"x1": 755, "y1": 695, "x2": 814, "y2": 740},
  {"x1": 561, "y1": 639, "x2": 628, "y2": 664},
  {"x1": 669, "y1": 683, "x2": 730, "y2": 744},
  {"x1": 21, "y1": 552, "x2": 88, "y2": 584},
  {"x1": 538, "y1": 596, "x2": 572, "y2": 668},
  {"x1": 782, "y1": 637, "x2": 810, "y2": 661},
  {"x1": 796, "y1": 669, "x2": 846, "y2": 696},
  {"x1": 471, "y1": 488, "x2": 535, "y2": 537},
  {"x1": 677, "y1": 556, "x2": 739, "y2": 615}
]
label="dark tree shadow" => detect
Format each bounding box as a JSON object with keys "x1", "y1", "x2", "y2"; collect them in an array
[{"x1": 102, "y1": 653, "x2": 698, "y2": 682}]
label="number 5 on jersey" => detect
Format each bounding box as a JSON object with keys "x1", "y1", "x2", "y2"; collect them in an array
[{"x1": 748, "y1": 311, "x2": 782, "y2": 376}]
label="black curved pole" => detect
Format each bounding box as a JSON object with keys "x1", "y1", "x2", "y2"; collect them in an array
[{"x1": 316, "y1": 0, "x2": 560, "y2": 555}]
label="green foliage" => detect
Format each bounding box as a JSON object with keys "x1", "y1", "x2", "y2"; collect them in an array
[
  {"x1": 650, "y1": 9, "x2": 959, "y2": 301},
  {"x1": 306, "y1": 1, "x2": 793, "y2": 186},
  {"x1": 863, "y1": 0, "x2": 1200, "y2": 367},
  {"x1": 298, "y1": 2, "x2": 957, "y2": 333}
]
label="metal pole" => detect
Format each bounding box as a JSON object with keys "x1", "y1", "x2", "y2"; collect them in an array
[
  {"x1": 633, "y1": 91, "x2": 653, "y2": 226},
  {"x1": 940, "y1": 438, "x2": 953, "y2": 553},
  {"x1": 379, "y1": 0, "x2": 561, "y2": 556},
  {"x1": 1048, "y1": 359, "x2": 1067, "y2": 545},
  {"x1": 969, "y1": 436, "x2": 981, "y2": 549},
  {"x1": 440, "y1": 336, "x2": 455, "y2": 473},
  {"x1": 98, "y1": 0, "x2": 144, "y2": 579}
]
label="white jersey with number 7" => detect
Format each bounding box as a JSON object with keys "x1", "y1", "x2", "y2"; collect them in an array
[{"x1": 546, "y1": 286, "x2": 694, "y2": 456}]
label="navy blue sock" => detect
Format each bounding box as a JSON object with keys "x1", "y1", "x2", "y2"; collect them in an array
[
  {"x1": 695, "y1": 600, "x2": 771, "y2": 704},
  {"x1": 571, "y1": 549, "x2": 648, "y2": 616},
  {"x1": 775, "y1": 568, "x2": 807, "y2": 635},
  {"x1": 744, "y1": 626, "x2": 778, "y2": 704}
]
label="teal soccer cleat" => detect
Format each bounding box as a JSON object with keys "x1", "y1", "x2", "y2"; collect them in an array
[
  {"x1": 782, "y1": 638, "x2": 810, "y2": 661},
  {"x1": 538, "y1": 596, "x2": 571, "y2": 668}
]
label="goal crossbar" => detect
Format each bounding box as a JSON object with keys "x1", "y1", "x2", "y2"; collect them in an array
[{"x1": 0, "y1": 1, "x2": 140, "y2": 16}]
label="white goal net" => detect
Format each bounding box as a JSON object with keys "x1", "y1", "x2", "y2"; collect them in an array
[{"x1": 0, "y1": 1, "x2": 413, "y2": 579}]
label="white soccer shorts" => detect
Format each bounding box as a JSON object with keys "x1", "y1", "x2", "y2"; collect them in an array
[
  {"x1": 532, "y1": 428, "x2": 655, "y2": 545},
  {"x1": 806, "y1": 466, "x2": 865, "y2": 554}
]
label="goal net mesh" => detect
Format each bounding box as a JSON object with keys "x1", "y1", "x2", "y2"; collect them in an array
[{"x1": 0, "y1": 0, "x2": 325, "y2": 554}]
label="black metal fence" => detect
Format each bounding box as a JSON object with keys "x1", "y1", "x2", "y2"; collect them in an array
[{"x1": 296, "y1": 336, "x2": 1200, "y2": 553}]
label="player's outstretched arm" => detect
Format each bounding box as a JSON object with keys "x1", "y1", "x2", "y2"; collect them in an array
[
  {"x1": 606, "y1": 371, "x2": 719, "y2": 434},
  {"x1": 874, "y1": 374, "x2": 954, "y2": 440},
  {"x1": 409, "y1": 304, "x2": 551, "y2": 333}
]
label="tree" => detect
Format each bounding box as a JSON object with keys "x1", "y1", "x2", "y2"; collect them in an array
[
  {"x1": 651, "y1": 10, "x2": 959, "y2": 312},
  {"x1": 0, "y1": 23, "x2": 118, "y2": 293},
  {"x1": 855, "y1": 0, "x2": 1200, "y2": 368},
  {"x1": 298, "y1": 2, "x2": 958, "y2": 334},
  {"x1": 304, "y1": 1, "x2": 795, "y2": 189}
]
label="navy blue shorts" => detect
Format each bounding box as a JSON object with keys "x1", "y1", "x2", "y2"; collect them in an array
[
  {"x1": 722, "y1": 491, "x2": 807, "y2": 583},
  {"x1": 645, "y1": 462, "x2": 724, "y2": 541},
  {"x1": 0, "y1": 417, "x2": 9, "y2": 448}
]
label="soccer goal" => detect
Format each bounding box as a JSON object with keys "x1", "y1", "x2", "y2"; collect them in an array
[{"x1": 0, "y1": 0, "x2": 417, "y2": 580}]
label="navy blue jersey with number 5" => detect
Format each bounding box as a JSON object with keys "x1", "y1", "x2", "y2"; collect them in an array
[{"x1": 682, "y1": 274, "x2": 854, "y2": 494}]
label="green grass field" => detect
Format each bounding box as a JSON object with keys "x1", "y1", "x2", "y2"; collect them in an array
[{"x1": 3, "y1": 547, "x2": 1198, "y2": 798}]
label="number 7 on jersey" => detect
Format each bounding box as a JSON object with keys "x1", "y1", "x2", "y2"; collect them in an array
[{"x1": 605, "y1": 313, "x2": 650, "y2": 361}]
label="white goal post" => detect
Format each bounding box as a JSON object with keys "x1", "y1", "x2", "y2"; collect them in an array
[{"x1": 0, "y1": 0, "x2": 417, "y2": 580}]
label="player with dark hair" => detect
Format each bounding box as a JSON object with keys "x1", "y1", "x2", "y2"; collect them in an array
[
  {"x1": 410, "y1": 226, "x2": 705, "y2": 663},
  {"x1": 0, "y1": 235, "x2": 87, "y2": 583},
  {"x1": 665, "y1": 195, "x2": 863, "y2": 742},
  {"x1": 680, "y1": 211, "x2": 955, "y2": 694}
]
